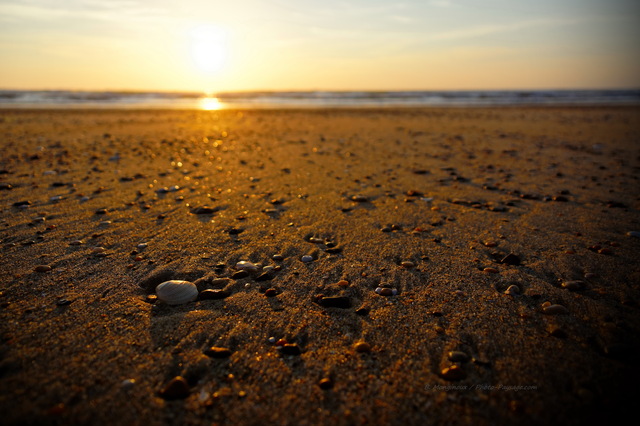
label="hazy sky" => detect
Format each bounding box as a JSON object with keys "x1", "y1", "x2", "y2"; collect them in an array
[{"x1": 1, "y1": 0, "x2": 639, "y2": 92}]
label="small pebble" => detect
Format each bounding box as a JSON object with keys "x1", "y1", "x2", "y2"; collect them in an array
[
  {"x1": 301, "y1": 255, "x2": 314, "y2": 263},
  {"x1": 137, "y1": 243, "x2": 148, "y2": 249},
  {"x1": 318, "y1": 378, "x2": 333, "y2": 390},
  {"x1": 500, "y1": 253, "x2": 521, "y2": 265},
  {"x1": 354, "y1": 342, "x2": 371, "y2": 353},
  {"x1": 231, "y1": 270, "x2": 249, "y2": 279},
  {"x1": 204, "y1": 347, "x2": 232, "y2": 358},
  {"x1": 504, "y1": 285, "x2": 520, "y2": 295},
  {"x1": 440, "y1": 365, "x2": 466, "y2": 381},
  {"x1": 199, "y1": 289, "x2": 229, "y2": 300},
  {"x1": 235, "y1": 261, "x2": 259, "y2": 272},
  {"x1": 319, "y1": 296, "x2": 351, "y2": 308},
  {"x1": 355, "y1": 306, "x2": 370, "y2": 315},
  {"x1": 483, "y1": 267, "x2": 499, "y2": 274},
  {"x1": 159, "y1": 376, "x2": 190, "y2": 400},
  {"x1": 272, "y1": 254, "x2": 284, "y2": 261},
  {"x1": 121, "y1": 379, "x2": 136, "y2": 390},
  {"x1": 34, "y1": 265, "x2": 51, "y2": 272},
  {"x1": 351, "y1": 195, "x2": 368, "y2": 202},
  {"x1": 190, "y1": 206, "x2": 216, "y2": 214},
  {"x1": 401, "y1": 261, "x2": 415, "y2": 268},
  {"x1": 95, "y1": 208, "x2": 107, "y2": 215},
  {"x1": 268, "y1": 337, "x2": 276, "y2": 344},
  {"x1": 264, "y1": 288, "x2": 278, "y2": 297},
  {"x1": 542, "y1": 304, "x2": 569, "y2": 315},
  {"x1": 375, "y1": 287, "x2": 397, "y2": 296},
  {"x1": 280, "y1": 343, "x2": 301, "y2": 355},
  {"x1": 627, "y1": 231, "x2": 640, "y2": 238},
  {"x1": 69, "y1": 240, "x2": 83, "y2": 246},
  {"x1": 561, "y1": 280, "x2": 585, "y2": 291}
]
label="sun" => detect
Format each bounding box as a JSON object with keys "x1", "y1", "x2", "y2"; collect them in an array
[{"x1": 190, "y1": 25, "x2": 228, "y2": 73}]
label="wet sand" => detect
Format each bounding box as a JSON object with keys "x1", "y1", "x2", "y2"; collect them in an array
[{"x1": 1, "y1": 107, "x2": 639, "y2": 425}]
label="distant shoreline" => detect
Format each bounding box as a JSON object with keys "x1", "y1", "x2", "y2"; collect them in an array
[{"x1": 1, "y1": 89, "x2": 639, "y2": 110}]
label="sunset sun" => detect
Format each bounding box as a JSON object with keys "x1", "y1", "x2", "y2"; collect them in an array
[{"x1": 189, "y1": 25, "x2": 228, "y2": 74}]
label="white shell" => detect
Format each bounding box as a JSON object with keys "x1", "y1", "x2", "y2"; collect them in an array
[
  {"x1": 156, "y1": 280, "x2": 198, "y2": 305},
  {"x1": 235, "y1": 261, "x2": 259, "y2": 272}
]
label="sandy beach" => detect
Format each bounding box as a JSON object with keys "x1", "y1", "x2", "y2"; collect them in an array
[{"x1": 1, "y1": 106, "x2": 639, "y2": 425}]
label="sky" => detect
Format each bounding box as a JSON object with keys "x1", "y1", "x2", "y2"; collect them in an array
[{"x1": 1, "y1": 0, "x2": 639, "y2": 92}]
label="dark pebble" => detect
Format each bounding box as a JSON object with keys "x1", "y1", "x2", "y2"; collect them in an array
[
  {"x1": 319, "y1": 296, "x2": 352, "y2": 308},
  {"x1": 280, "y1": 343, "x2": 301, "y2": 355},
  {"x1": 231, "y1": 270, "x2": 249, "y2": 279},
  {"x1": 204, "y1": 347, "x2": 232, "y2": 358},
  {"x1": 325, "y1": 247, "x2": 342, "y2": 254},
  {"x1": 552, "y1": 195, "x2": 568, "y2": 202},
  {"x1": 190, "y1": 206, "x2": 217, "y2": 214},
  {"x1": 318, "y1": 378, "x2": 333, "y2": 390},
  {"x1": 0, "y1": 183, "x2": 12, "y2": 190},
  {"x1": 159, "y1": 376, "x2": 190, "y2": 400},
  {"x1": 355, "y1": 306, "x2": 370, "y2": 316},
  {"x1": 500, "y1": 253, "x2": 521, "y2": 265},
  {"x1": 56, "y1": 299, "x2": 72, "y2": 306},
  {"x1": 227, "y1": 228, "x2": 244, "y2": 235},
  {"x1": 264, "y1": 288, "x2": 278, "y2": 297},
  {"x1": 199, "y1": 289, "x2": 229, "y2": 300},
  {"x1": 34, "y1": 265, "x2": 52, "y2": 272},
  {"x1": 95, "y1": 208, "x2": 107, "y2": 215},
  {"x1": 440, "y1": 365, "x2": 466, "y2": 381},
  {"x1": 13, "y1": 200, "x2": 31, "y2": 207},
  {"x1": 255, "y1": 271, "x2": 275, "y2": 282}
]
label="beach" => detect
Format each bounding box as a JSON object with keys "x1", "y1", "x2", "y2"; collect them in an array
[{"x1": 1, "y1": 106, "x2": 639, "y2": 425}]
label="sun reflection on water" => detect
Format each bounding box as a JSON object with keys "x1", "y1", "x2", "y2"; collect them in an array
[{"x1": 199, "y1": 97, "x2": 223, "y2": 110}]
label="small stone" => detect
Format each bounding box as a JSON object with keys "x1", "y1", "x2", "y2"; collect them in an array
[
  {"x1": 318, "y1": 378, "x2": 333, "y2": 390},
  {"x1": 272, "y1": 254, "x2": 284, "y2": 261},
  {"x1": 440, "y1": 365, "x2": 466, "y2": 381},
  {"x1": 34, "y1": 265, "x2": 51, "y2": 272},
  {"x1": 483, "y1": 267, "x2": 499, "y2": 274},
  {"x1": 137, "y1": 243, "x2": 148, "y2": 249},
  {"x1": 542, "y1": 304, "x2": 569, "y2": 315},
  {"x1": 56, "y1": 299, "x2": 71, "y2": 306},
  {"x1": 204, "y1": 347, "x2": 232, "y2": 358},
  {"x1": 448, "y1": 351, "x2": 470, "y2": 363},
  {"x1": 500, "y1": 253, "x2": 521, "y2": 265},
  {"x1": 13, "y1": 200, "x2": 31, "y2": 207},
  {"x1": 504, "y1": 285, "x2": 521, "y2": 295},
  {"x1": 69, "y1": 240, "x2": 83, "y2": 246},
  {"x1": 199, "y1": 289, "x2": 229, "y2": 300},
  {"x1": 95, "y1": 208, "x2": 107, "y2": 215},
  {"x1": 280, "y1": 343, "x2": 301, "y2": 355},
  {"x1": 561, "y1": 280, "x2": 585, "y2": 291},
  {"x1": 255, "y1": 271, "x2": 275, "y2": 282},
  {"x1": 351, "y1": 195, "x2": 369, "y2": 202},
  {"x1": 355, "y1": 306, "x2": 370, "y2": 315},
  {"x1": 301, "y1": 255, "x2": 314, "y2": 263},
  {"x1": 235, "y1": 261, "x2": 259, "y2": 272},
  {"x1": 401, "y1": 261, "x2": 415, "y2": 268},
  {"x1": 627, "y1": 231, "x2": 640, "y2": 238},
  {"x1": 264, "y1": 288, "x2": 278, "y2": 297},
  {"x1": 121, "y1": 379, "x2": 136, "y2": 389},
  {"x1": 190, "y1": 206, "x2": 216, "y2": 214},
  {"x1": 319, "y1": 296, "x2": 351, "y2": 308},
  {"x1": 375, "y1": 287, "x2": 396, "y2": 296},
  {"x1": 231, "y1": 270, "x2": 249, "y2": 279},
  {"x1": 336, "y1": 280, "x2": 349, "y2": 288},
  {"x1": 354, "y1": 342, "x2": 371, "y2": 353},
  {"x1": 268, "y1": 337, "x2": 276, "y2": 344},
  {"x1": 159, "y1": 376, "x2": 190, "y2": 400}
]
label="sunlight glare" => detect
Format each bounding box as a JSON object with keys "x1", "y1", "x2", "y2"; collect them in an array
[
  {"x1": 199, "y1": 97, "x2": 223, "y2": 110},
  {"x1": 190, "y1": 25, "x2": 228, "y2": 73}
]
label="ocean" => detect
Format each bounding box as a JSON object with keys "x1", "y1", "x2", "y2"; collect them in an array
[{"x1": 1, "y1": 89, "x2": 638, "y2": 109}]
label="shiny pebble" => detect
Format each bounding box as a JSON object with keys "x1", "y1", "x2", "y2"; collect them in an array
[
  {"x1": 542, "y1": 304, "x2": 569, "y2": 315},
  {"x1": 34, "y1": 265, "x2": 51, "y2": 272},
  {"x1": 301, "y1": 255, "x2": 314, "y2": 263},
  {"x1": 504, "y1": 285, "x2": 520, "y2": 295}
]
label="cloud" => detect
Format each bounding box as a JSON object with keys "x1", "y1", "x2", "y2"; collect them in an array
[{"x1": 429, "y1": 18, "x2": 582, "y2": 41}]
